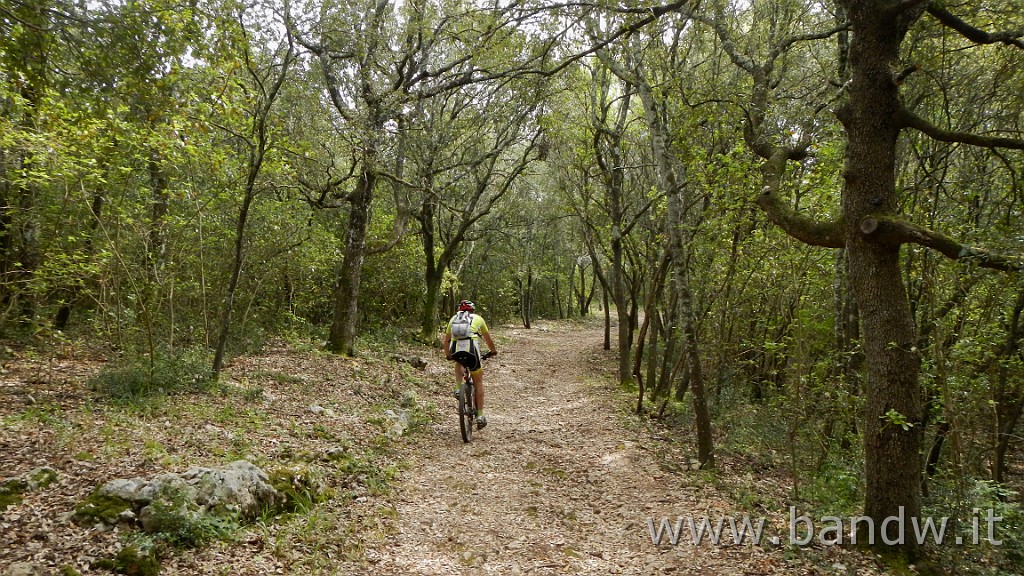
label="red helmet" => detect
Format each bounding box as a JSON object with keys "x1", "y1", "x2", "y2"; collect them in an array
[{"x1": 458, "y1": 300, "x2": 475, "y2": 312}]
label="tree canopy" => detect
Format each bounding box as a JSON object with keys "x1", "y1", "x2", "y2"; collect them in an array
[{"x1": 2, "y1": 0, "x2": 1024, "y2": 567}]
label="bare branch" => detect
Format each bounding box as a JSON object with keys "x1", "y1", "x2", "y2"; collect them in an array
[
  {"x1": 525, "y1": 0, "x2": 693, "y2": 79},
  {"x1": 774, "y1": 22, "x2": 852, "y2": 55}
]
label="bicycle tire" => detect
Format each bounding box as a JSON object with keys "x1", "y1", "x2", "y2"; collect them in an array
[{"x1": 458, "y1": 380, "x2": 474, "y2": 443}]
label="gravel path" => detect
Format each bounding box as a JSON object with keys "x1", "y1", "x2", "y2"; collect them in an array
[{"x1": 369, "y1": 321, "x2": 791, "y2": 575}]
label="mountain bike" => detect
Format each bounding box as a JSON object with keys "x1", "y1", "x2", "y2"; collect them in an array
[{"x1": 455, "y1": 350, "x2": 496, "y2": 443}]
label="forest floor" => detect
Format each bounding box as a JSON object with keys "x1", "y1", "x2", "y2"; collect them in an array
[
  {"x1": 363, "y1": 319, "x2": 885, "y2": 576},
  {"x1": 2, "y1": 318, "x2": 893, "y2": 575}
]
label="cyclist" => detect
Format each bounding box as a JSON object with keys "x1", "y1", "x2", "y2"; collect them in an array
[{"x1": 443, "y1": 300, "x2": 498, "y2": 429}]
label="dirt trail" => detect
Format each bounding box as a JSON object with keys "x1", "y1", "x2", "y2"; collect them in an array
[{"x1": 369, "y1": 320, "x2": 787, "y2": 575}]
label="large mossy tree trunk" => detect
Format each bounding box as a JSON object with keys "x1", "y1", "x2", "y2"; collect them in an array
[
  {"x1": 328, "y1": 169, "x2": 375, "y2": 356},
  {"x1": 417, "y1": 192, "x2": 443, "y2": 341},
  {"x1": 744, "y1": 0, "x2": 1024, "y2": 547},
  {"x1": 420, "y1": 267, "x2": 444, "y2": 342},
  {"x1": 730, "y1": 0, "x2": 941, "y2": 555},
  {"x1": 835, "y1": 3, "x2": 927, "y2": 551}
]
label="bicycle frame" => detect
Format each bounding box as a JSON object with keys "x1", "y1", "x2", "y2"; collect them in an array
[
  {"x1": 456, "y1": 360, "x2": 476, "y2": 443},
  {"x1": 453, "y1": 350, "x2": 494, "y2": 443}
]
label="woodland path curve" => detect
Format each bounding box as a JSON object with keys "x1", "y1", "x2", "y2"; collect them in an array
[{"x1": 367, "y1": 319, "x2": 790, "y2": 575}]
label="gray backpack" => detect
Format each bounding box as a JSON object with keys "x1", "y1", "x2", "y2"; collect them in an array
[{"x1": 450, "y1": 311, "x2": 474, "y2": 340}]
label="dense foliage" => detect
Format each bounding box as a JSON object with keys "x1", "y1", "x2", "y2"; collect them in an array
[{"x1": 2, "y1": 0, "x2": 1023, "y2": 569}]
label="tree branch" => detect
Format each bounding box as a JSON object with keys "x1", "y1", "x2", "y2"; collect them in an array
[
  {"x1": 528, "y1": 0, "x2": 692, "y2": 79},
  {"x1": 860, "y1": 216, "x2": 1024, "y2": 272},
  {"x1": 756, "y1": 186, "x2": 844, "y2": 248},
  {"x1": 753, "y1": 144, "x2": 842, "y2": 248},
  {"x1": 927, "y1": 3, "x2": 1024, "y2": 49},
  {"x1": 897, "y1": 109, "x2": 1024, "y2": 149}
]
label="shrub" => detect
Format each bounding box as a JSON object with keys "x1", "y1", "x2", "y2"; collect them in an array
[
  {"x1": 268, "y1": 465, "x2": 330, "y2": 514},
  {"x1": 927, "y1": 478, "x2": 1024, "y2": 574},
  {"x1": 93, "y1": 543, "x2": 160, "y2": 576},
  {"x1": 89, "y1": 348, "x2": 214, "y2": 403}
]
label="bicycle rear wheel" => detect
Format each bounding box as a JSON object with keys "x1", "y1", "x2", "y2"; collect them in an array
[{"x1": 458, "y1": 380, "x2": 474, "y2": 443}]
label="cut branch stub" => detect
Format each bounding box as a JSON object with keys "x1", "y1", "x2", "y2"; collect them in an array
[{"x1": 859, "y1": 216, "x2": 883, "y2": 236}]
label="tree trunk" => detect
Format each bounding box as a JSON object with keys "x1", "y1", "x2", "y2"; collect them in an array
[
  {"x1": 992, "y1": 289, "x2": 1024, "y2": 484},
  {"x1": 918, "y1": 278, "x2": 975, "y2": 490},
  {"x1": 15, "y1": 171, "x2": 39, "y2": 321},
  {"x1": 603, "y1": 284, "x2": 611, "y2": 350},
  {"x1": 522, "y1": 267, "x2": 533, "y2": 328},
  {"x1": 417, "y1": 189, "x2": 443, "y2": 340},
  {"x1": 630, "y1": 57, "x2": 714, "y2": 467},
  {"x1": 713, "y1": 224, "x2": 744, "y2": 399},
  {"x1": 994, "y1": 402, "x2": 1023, "y2": 485},
  {"x1": 679, "y1": 270, "x2": 714, "y2": 467},
  {"x1": 421, "y1": 268, "x2": 444, "y2": 340},
  {"x1": 655, "y1": 296, "x2": 678, "y2": 399},
  {"x1": 211, "y1": 42, "x2": 292, "y2": 373},
  {"x1": 641, "y1": 306, "x2": 659, "y2": 413},
  {"x1": 147, "y1": 146, "x2": 170, "y2": 287},
  {"x1": 611, "y1": 227, "x2": 632, "y2": 386},
  {"x1": 328, "y1": 170, "x2": 375, "y2": 356},
  {"x1": 0, "y1": 0, "x2": 49, "y2": 325},
  {"x1": 554, "y1": 275, "x2": 564, "y2": 319},
  {"x1": 586, "y1": 265, "x2": 598, "y2": 314},
  {"x1": 838, "y1": 2, "x2": 928, "y2": 551},
  {"x1": 579, "y1": 260, "x2": 589, "y2": 316},
  {"x1": 589, "y1": 73, "x2": 632, "y2": 384},
  {"x1": 633, "y1": 251, "x2": 671, "y2": 412},
  {"x1": 567, "y1": 259, "x2": 576, "y2": 318},
  {"x1": 212, "y1": 190, "x2": 255, "y2": 375}
]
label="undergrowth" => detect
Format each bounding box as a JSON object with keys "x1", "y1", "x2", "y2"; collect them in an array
[{"x1": 88, "y1": 347, "x2": 214, "y2": 403}]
